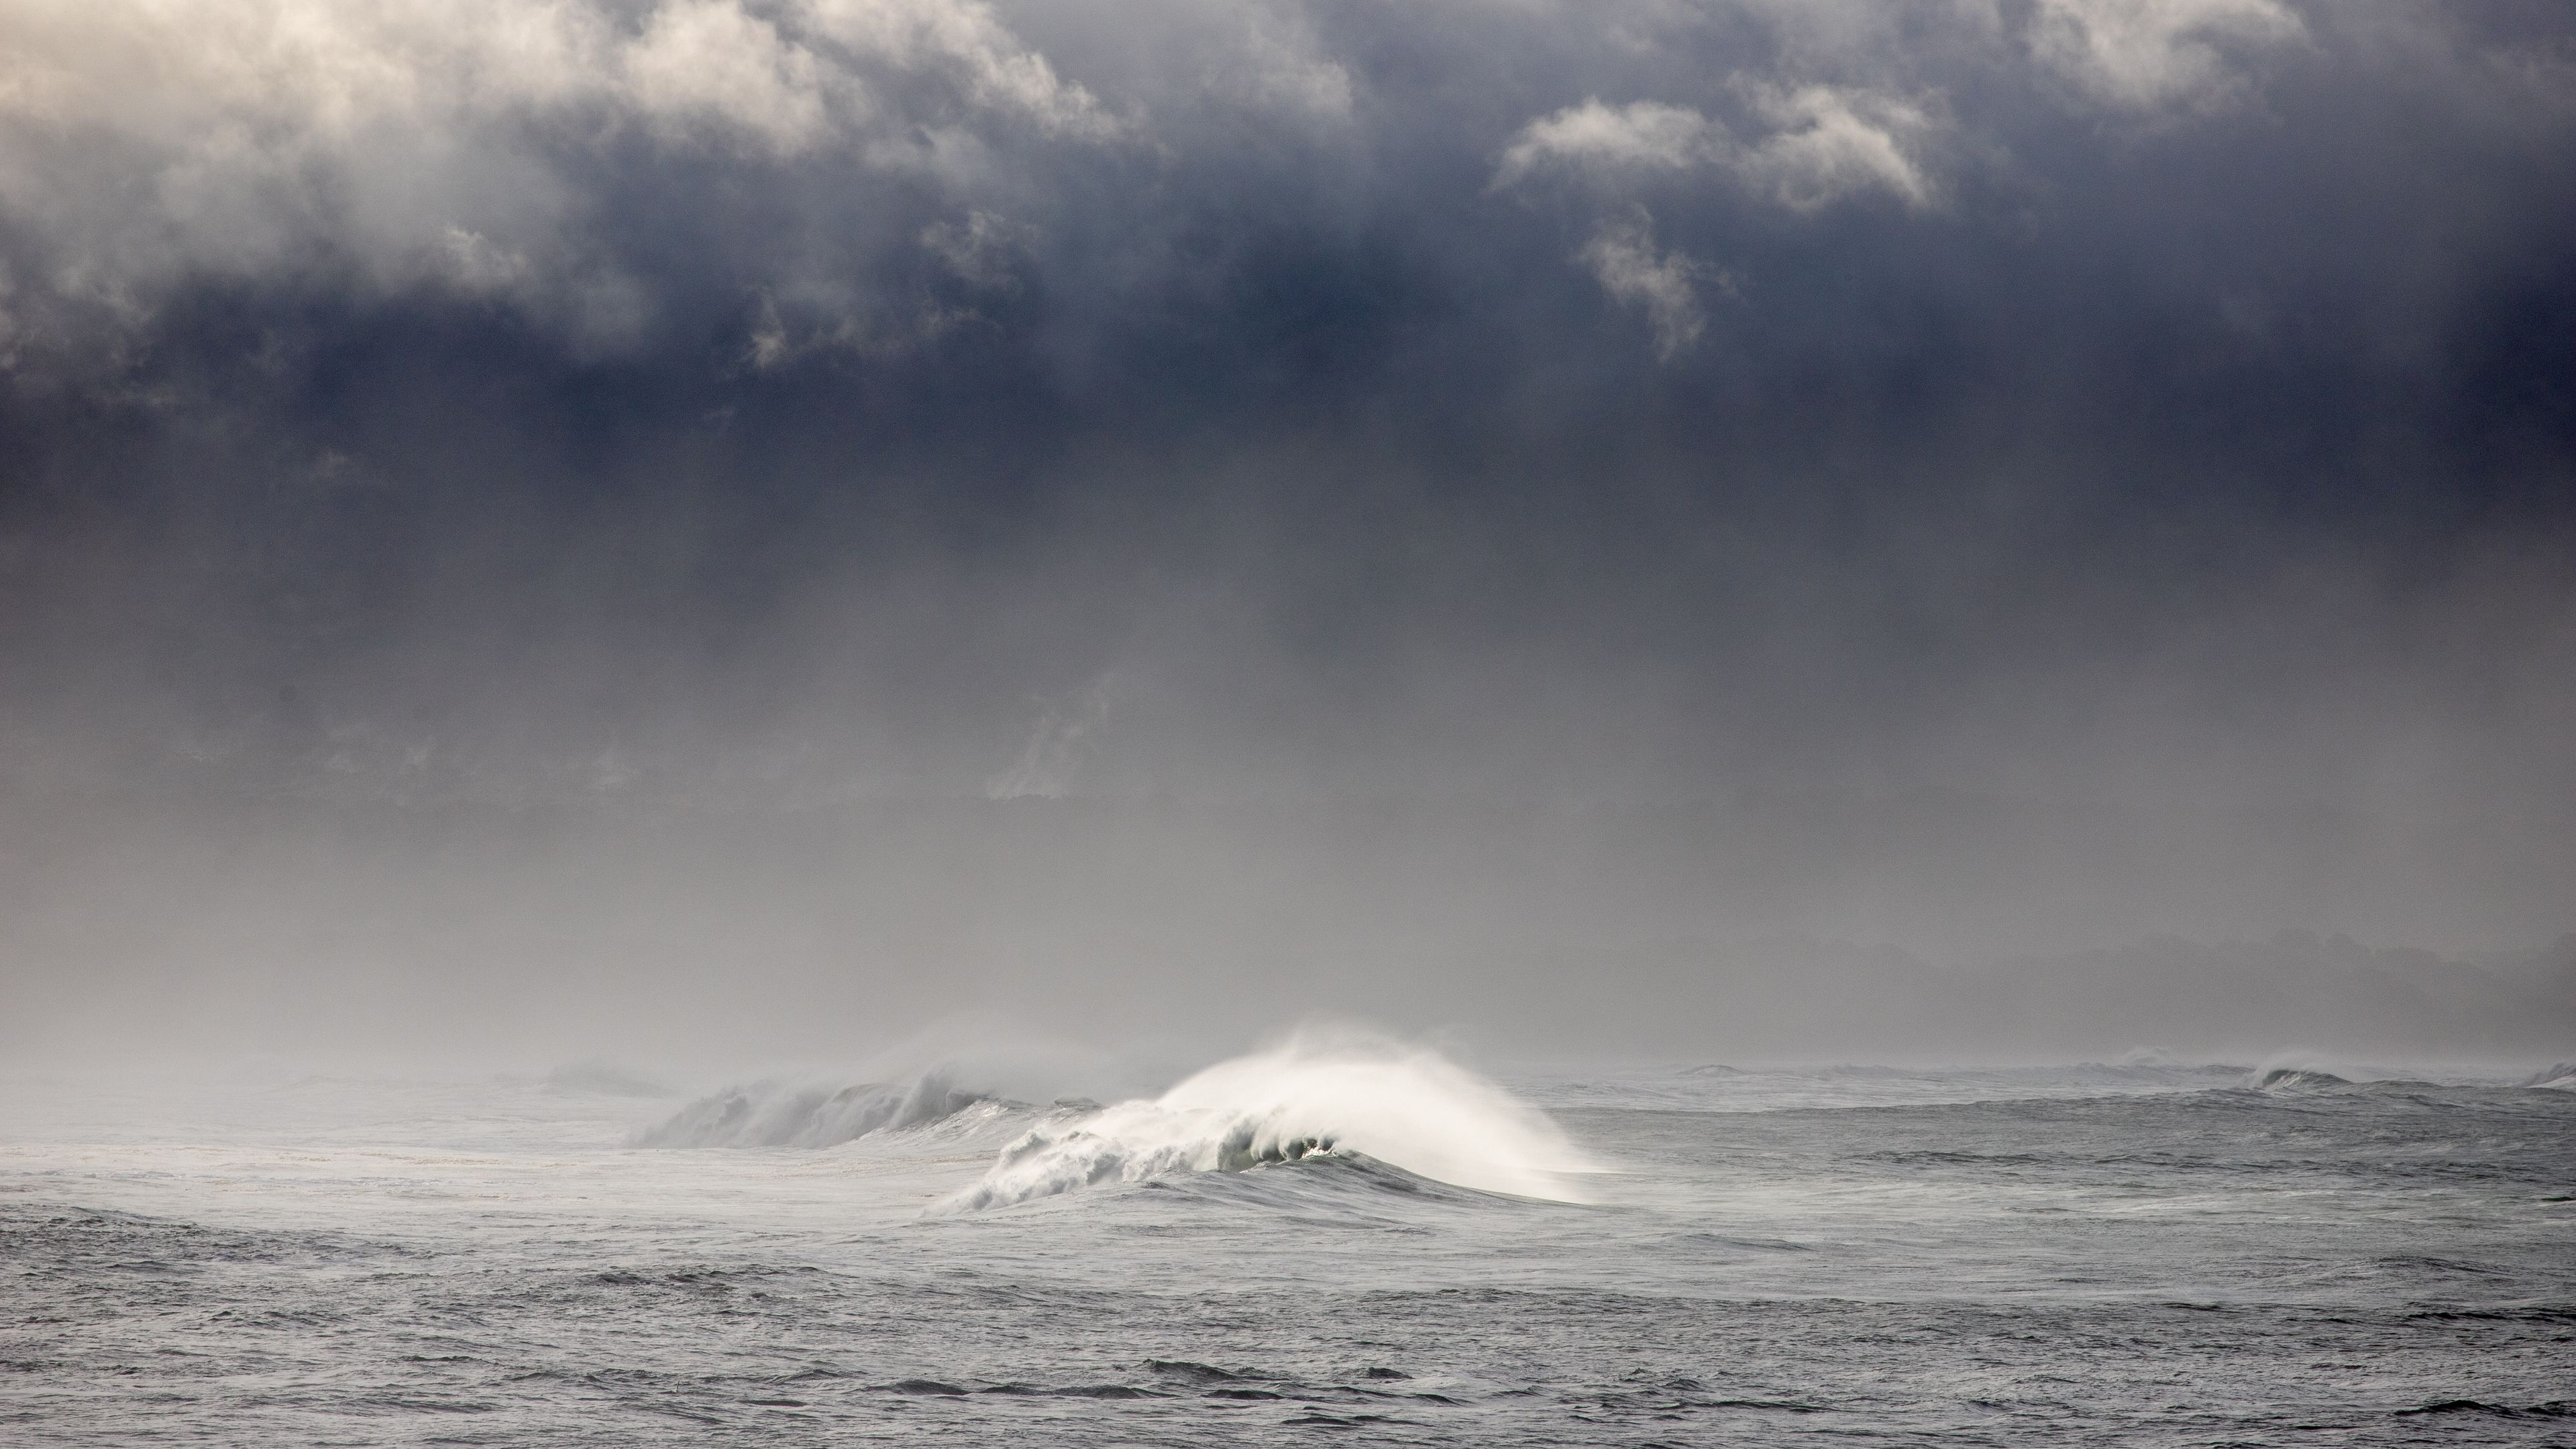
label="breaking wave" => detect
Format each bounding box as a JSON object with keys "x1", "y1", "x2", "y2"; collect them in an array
[
  {"x1": 635, "y1": 1072, "x2": 997, "y2": 1148},
  {"x1": 946, "y1": 1032, "x2": 1601, "y2": 1211}
]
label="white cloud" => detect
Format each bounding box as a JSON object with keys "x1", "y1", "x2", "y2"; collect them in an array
[
  {"x1": 0, "y1": 0, "x2": 1120, "y2": 357},
  {"x1": 1498, "y1": 85, "x2": 1941, "y2": 358},
  {"x1": 802, "y1": 0, "x2": 1116, "y2": 139},
  {"x1": 1577, "y1": 209, "x2": 1716, "y2": 362},
  {"x1": 621, "y1": 0, "x2": 836, "y2": 154},
  {"x1": 436, "y1": 225, "x2": 533, "y2": 294},
  {"x1": 1493, "y1": 99, "x2": 1729, "y2": 189},
  {"x1": 1221, "y1": 5, "x2": 1353, "y2": 120},
  {"x1": 921, "y1": 209, "x2": 1033, "y2": 288},
  {"x1": 2030, "y1": 0, "x2": 2306, "y2": 111},
  {"x1": 1737, "y1": 83, "x2": 1939, "y2": 211},
  {"x1": 1496, "y1": 88, "x2": 1941, "y2": 211}
]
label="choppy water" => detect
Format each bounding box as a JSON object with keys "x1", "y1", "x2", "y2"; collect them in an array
[{"x1": 5, "y1": 1042, "x2": 2573, "y2": 1446}]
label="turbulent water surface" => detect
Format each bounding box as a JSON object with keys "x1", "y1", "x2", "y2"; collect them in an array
[{"x1": 4, "y1": 1042, "x2": 2573, "y2": 1446}]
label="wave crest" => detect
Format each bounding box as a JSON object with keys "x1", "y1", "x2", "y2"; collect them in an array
[{"x1": 947, "y1": 1032, "x2": 1599, "y2": 1210}]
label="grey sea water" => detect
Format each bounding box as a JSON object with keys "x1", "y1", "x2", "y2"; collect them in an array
[{"x1": 4, "y1": 1049, "x2": 2572, "y2": 1446}]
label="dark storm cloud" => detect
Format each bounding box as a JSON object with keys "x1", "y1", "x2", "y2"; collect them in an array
[
  {"x1": 3, "y1": 0, "x2": 2568, "y2": 782},
  {"x1": 1, "y1": 1, "x2": 2571, "y2": 1059}
]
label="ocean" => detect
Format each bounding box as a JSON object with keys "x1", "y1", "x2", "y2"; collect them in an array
[{"x1": 5, "y1": 1038, "x2": 2572, "y2": 1445}]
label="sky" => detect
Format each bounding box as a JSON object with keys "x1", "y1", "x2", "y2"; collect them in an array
[{"x1": 2, "y1": 0, "x2": 2572, "y2": 1065}]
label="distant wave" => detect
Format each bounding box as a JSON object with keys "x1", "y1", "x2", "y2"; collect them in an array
[
  {"x1": 2237, "y1": 1063, "x2": 2563, "y2": 1096},
  {"x1": 635, "y1": 1072, "x2": 996, "y2": 1148},
  {"x1": 2251, "y1": 1067, "x2": 2353, "y2": 1091},
  {"x1": 946, "y1": 1032, "x2": 1601, "y2": 1211},
  {"x1": 2243, "y1": 1052, "x2": 2438, "y2": 1093},
  {"x1": 2239, "y1": 1056, "x2": 2516, "y2": 1093}
]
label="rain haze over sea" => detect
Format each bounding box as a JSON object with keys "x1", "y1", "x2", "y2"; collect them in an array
[{"x1": 3, "y1": 0, "x2": 2573, "y2": 1443}]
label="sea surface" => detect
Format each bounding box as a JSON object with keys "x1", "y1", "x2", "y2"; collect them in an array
[{"x1": 4, "y1": 1040, "x2": 2573, "y2": 1446}]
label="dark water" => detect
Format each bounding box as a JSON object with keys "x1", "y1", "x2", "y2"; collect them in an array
[{"x1": 4, "y1": 1058, "x2": 2572, "y2": 1445}]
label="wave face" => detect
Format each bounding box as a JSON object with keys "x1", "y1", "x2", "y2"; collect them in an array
[
  {"x1": 949, "y1": 1034, "x2": 1599, "y2": 1210},
  {"x1": 634, "y1": 1073, "x2": 992, "y2": 1148}
]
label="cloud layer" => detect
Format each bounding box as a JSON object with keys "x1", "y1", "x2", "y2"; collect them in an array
[
  {"x1": 0, "y1": 0, "x2": 2488, "y2": 367},
  {"x1": 1, "y1": 0, "x2": 2571, "y2": 987}
]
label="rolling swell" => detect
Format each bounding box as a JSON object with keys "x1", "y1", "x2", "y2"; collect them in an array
[
  {"x1": 947, "y1": 1033, "x2": 1599, "y2": 1210},
  {"x1": 634, "y1": 1072, "x2": 998, "y2": 1148}
]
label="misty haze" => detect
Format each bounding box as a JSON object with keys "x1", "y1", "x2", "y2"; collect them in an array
[{"x1": 3, "y1": 0, "x2": 2571, "y2": 1443}]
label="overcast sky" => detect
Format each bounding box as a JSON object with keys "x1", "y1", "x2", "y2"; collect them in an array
[{"x1": 3, "y1": 0, "x2": 2571, "y2": 1062}]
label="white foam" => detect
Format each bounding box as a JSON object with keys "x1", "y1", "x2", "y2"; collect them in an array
[{"x1": 947, "y1": 1030, "x2": 1601, "y2": 1210}]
